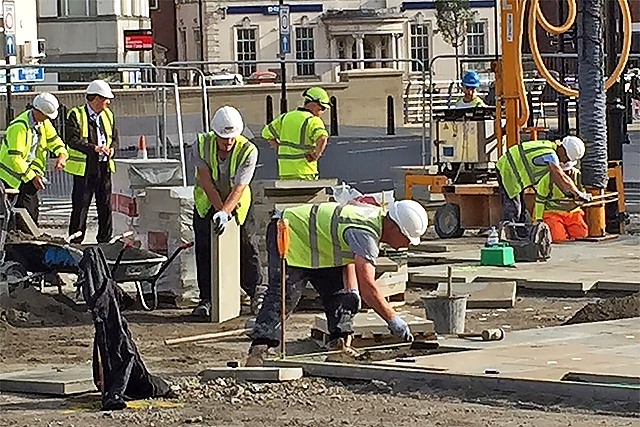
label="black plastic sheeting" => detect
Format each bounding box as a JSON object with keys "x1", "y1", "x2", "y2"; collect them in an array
[{"x1": 577, "y1": 0, "x2": 609, "y2": 189}]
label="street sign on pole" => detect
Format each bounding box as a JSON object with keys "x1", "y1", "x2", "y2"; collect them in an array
[
  {"x1": 279, "y1": 5, "x2": 291, "y2": 55},
  {"x1": 5, "y1": 35, "x2": 16, "y2": 57},
  {"x1": 3, "y1": 2, "x2": 15, "y2": 35}
]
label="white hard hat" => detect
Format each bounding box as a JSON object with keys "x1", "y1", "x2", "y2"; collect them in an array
[
  {"x1": 561, "y1": 161, "x2": 577, "y2": 171},
  {"x1": 387, "y1": 200, "x2": 429, "y2": 245},
  {"x1": 561, "y1": 136, "x2": 585, "y2": 161},
  {"x1": 211, "y1": 106, "x2": 244, "y2": 138},
  {"x1": 87, "y1": 80, "x2": 114, "y2": 99},
  {"x1": 33, "y1": 93, "x2": 59, "y2": 120}
]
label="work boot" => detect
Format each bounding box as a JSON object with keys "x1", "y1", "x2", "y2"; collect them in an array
[
  {"x1": 245, "y1": 344, "x2": 269, "y2": 367},
  {"x1": 325, "y1": 337, "x2": 361, "y2": 363},
  {"x1": 191, "y1": 300, "x2": 211, "y2": 317}
]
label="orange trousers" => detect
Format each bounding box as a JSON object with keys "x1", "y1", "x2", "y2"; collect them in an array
[{"x1": 542, "y1": 210, "x2": 588, "y2": 242}]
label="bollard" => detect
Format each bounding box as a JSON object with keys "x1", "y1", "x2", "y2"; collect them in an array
[
  {"x1": 266, "y1": 95, "x2": 274, "y2": 124},
  {"x1": 330, "y1": 96, "x2": 338, "y2": 136},
  {"x1": 386, "y1": 95, "x2": 395, "y2": 135},
  {"x1": 558, "y1": 94, "x2": 569, "y2": 136}
]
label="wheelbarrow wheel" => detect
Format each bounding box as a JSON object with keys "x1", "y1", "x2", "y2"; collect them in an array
[
  {"x1": 434, "y1": 203, "x2": 464, "y2": 239},
  {"x1": 0, "y1": 261, "x2": 28, "y2": 296}
]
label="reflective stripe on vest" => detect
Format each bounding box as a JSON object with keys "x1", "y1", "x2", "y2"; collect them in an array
[
  {"x1": 497, "y1": 140, "x2": 557, "y2": 198},
  {"x1": 64, "y1": 106, "x2": 115, "y2": 176},
  {"x1": 276, "y1": 110, "x2": 318, "y2": 179},
  {"x1": 537, "y1": 169, "x2": 582, "y2": 213},
  {"x1": 193, "y1": 132, "x2": 256, "y2": 224},
  {"x1": 283, "y1": 202, "x2": 382, "y2": 269}
]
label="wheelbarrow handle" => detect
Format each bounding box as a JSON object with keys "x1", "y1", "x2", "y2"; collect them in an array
[{"x1": 111, "y1": 241, "x2": 133, "y2": 277}]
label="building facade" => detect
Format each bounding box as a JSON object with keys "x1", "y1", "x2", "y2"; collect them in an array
[
  {"x1": 37, "y1": 0, "x2": 152, "y2": 64},
  {"x1": 1, "y1": 0, "x2": 40, "y2": 64},
  {"x1": 150, "y1": 0, "x2": 177, "y2": 65},
  {"x1": 175, "y1": 0, "x2": 499, "y2": 83}
]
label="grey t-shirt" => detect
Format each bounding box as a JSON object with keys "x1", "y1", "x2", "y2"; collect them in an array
[
  {"x1": 192, "y1": 141, "x2": 258, "y2": 198},
  {"x1": 343, "y1": 227, "x2": 379, "y2": 263}
]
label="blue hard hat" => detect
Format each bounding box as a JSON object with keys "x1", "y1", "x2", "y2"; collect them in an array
[{"x1": 462, "y1": 70, "x2": 481, "y2": 88}]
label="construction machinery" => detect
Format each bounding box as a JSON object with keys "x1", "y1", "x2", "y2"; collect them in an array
[{"x1": 406, "y1": 0, "x2": 634, "y2": 239}]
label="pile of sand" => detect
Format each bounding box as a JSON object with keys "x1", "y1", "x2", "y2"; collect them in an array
[
  {"x1": 0, "y1": 286, "x2": 91, "y2": 327},
  {"x1": 564, "y1": 294, "x2": 640, "y2": 325}
]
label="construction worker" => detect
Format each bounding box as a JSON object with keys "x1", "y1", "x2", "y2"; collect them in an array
[
  {"x1": 453, "y1": 70, "x2": 487, "y2": 108},
  {"x1": 534, "y1": 161, "x2": 588, "y2": 242},
  {"x1": 261, "y1": 87, "x2": 330, "y2": 180},
  {"x1": 191, "y1": 106, "x2": 262, "y2": 317},
  {"x1": 245, "y1": 200, "x2": 428, "y2": 366},
  {"x1": 496, "y1": 136, "x2": 591, "y2": 224},
  {"x1": 0, "y1": 93, "x2": 67, "y2": 232},
  {"x1": 65, "y1": 80, "x2": 117, "y2": 244}
]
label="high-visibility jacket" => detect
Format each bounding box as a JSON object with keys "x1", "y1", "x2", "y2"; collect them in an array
[
  {"x1": 64, "y1": 106, "x2": 116, "y2": 176},
  {"x1": 283, "y1": 202, "x2": 383, "y2": 269},
  {"x1": 261, "y1": 108, "x2": 328, "y2": 180},
  {"x1": 0, "y1": 110, "x2": 67, "y2": 189},
  {"x1": 496, "y1": 140, "x2": 557, "y2": 199},
  {"x1": 534, "y1": 168, "x2": 583, "y2": 221},
  {"x1": 193, "y1": 132, "x2": 256, "y2": 224},
  {"x1": 454, "y1": 95, "x2": 486, "y2": 108}
]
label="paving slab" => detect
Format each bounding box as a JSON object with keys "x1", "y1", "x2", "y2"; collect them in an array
[
  {"x1": 433, "y1": 281, "x2": 517, "y2": 308},
  {"x1": 409, "y1": 236, "x2": 640, "y2": 293},
  {"x1": 314, "y1": 311, "x2": 433, "y2": 336},
  {"x1": 210, "y1": 218, "x2": 241, "y2": 323},
  {"x1": 0, "y1": 366, "x2": 96, "y2": 396},
  {"x1": 199, "y1": 367, "x2": 303, "y2": 382}
]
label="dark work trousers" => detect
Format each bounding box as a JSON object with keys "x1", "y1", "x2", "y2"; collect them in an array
[
  {"x1": 193, "y1": 205, "x2": 262, "y2": 302},
  {"x1": 251, "y1": 219, "x2": 359, "y2": 348},
  {"x1": 1, "y1": 179, "x2": 40, "y2": 234},
  {"x1": 69, "y1": 163, "x2": 113, "y2": 244},
  {"x1": 497, "y1": 171, "x2": 530, "y2": 224}
]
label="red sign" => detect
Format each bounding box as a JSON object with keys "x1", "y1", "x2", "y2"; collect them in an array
[{"x1": 124, "y1": 30, "x2": 153, "y2": 51}]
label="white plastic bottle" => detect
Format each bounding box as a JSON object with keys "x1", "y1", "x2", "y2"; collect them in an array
[{"x1": 487, "y1": 226, "x2": 499, "y2": 246}]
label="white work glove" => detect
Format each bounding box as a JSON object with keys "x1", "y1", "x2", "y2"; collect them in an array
[
  {"x1": 387, "y1": 316, "x2": 414, "y2": 342},
  {"x1": 212, "y1": 211, "x2": 230, "y2": 235},
  {"x1": 576, "y1": 191, "x2": 592, "y2": 203}
]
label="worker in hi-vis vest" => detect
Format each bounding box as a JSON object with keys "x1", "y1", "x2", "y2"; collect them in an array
[
  {"x1": 246, "y1": 200, "x2": 428, "y2": 367},
  {"x1": 65, "y1": 80, "x2": 117, "y2": 244},
  {"x1": 0, "y1": 93, "x2": 67, "y2": 233},
  {"x1": 495, "y1": 136, "x2": 591, "y2": 224},
  {"x1": 534, "y1": 161, "x2": 588, "y2": 242},
  {"x1": 191, "y1": 106, "x2": 262, "y2": 318},
  {"x1": 453, "y1": 70, "x2": 487, "y2": 109},
  {"x1": 261, "y1": 87, "x2": 330, "y2": 180}
]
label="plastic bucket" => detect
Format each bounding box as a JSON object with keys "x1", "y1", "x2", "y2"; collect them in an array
[{"x1": 422, "y1": 294, "x2": 468, "y2": 334}]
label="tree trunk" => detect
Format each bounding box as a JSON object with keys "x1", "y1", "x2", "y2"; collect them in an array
[{"x1": 577, "y1": 0, "x2": 607, "y2": 188}]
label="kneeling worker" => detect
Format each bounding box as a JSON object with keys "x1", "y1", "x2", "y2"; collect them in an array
[
  {"x1": 246, "y1": 200, "x2": 428, "y2": 366},
  {"x1": 534, "y1": 161, "x2": 588, "y2": 242},
  {"x1": 0, "y1": 93, "x2": 67, "y2": 232},
  {"x1": 191, "y1": 106, "x2": 262, "y2": 317},
  {"x1": 496, "y1": 136, "x2": 591, "y2": 224}
]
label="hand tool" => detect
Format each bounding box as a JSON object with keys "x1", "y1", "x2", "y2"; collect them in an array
[
  {"x1": 277, "y1": 218, "x2": 290, "y2": 359},
  {"x1": 457, "y1": 328, "x2": 505, "y2": 341}
]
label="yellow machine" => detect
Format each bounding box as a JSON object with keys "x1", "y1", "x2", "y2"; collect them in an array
[{"x1": 406, "y1": 0, "x2": 634, "y2": 239}]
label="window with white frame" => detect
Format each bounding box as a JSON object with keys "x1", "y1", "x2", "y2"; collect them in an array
[
  {"x1": 295, "y1": 27, "x2": 315, "y2": 76},
  {"x1": 410, "y1": 23, "x2": 429, "y2": 72},
  {"x1": 149, "y1": 0, "x2": 159, "y2": 10},
  {"x1": 58, "y1": 0, "x2": 98, "y2": 17},
  {"x1": 467, "y1": 22, "x2": 486, "y2": 56},
  {"x1": 236, "y1": 28, "x2": 257, "y2": 77},
  {"x1": 193, "y1": 28, "x2": 202, "y2": 61},
  {"x1": 179, "y1": 29, "x2": 187, "y2": 60}
]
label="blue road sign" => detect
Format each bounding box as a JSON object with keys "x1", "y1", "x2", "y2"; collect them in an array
[
  {"x1": 280, "y1": 34, "x2": 290, "y2": 55},
  {"x1": 279, "y1": 5, "x2": 291, "y2": 55},
  {"x1": 12, "y1": 85, "x2": 30, "y2": 93},
  {"x1": 14, "y1": 67, "x2": 45, "y2": 83},
  {"x1": 5, "y1": 34, "x2": 15, "y2": 56}
]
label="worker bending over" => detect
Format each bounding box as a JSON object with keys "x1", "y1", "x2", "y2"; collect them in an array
[
  {"x1": 66, "y1": 80, "x2": 117, "y2": 244},
  {"x1": 262, "y1": 87, "x2": 330, "y2": 180},
  {"x1": 191, "y1": 106, "x2": 262, "y2": 317},
  {"x1": 453, "y1": 71, "x2": 487, "y2": 109},
  {"x1": 496, "y1": 136, "x2": 590, "y2": 224},
  {"x1": 534, "y1": 161, "x2": 588, "y2": 242},
  {"x1": 0, "y1": 93, "x2": 67, "y2": 232},
  {"x1": 246, "y1": 200, "x2": 428, "y2": 366}
]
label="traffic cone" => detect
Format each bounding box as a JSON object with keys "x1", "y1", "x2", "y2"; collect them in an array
[{"x1": 137, "y1": 135, "x2": 148, "y2": 160}]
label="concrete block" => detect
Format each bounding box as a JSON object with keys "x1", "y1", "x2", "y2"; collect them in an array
[
  {"x1": 413, "y1": 243, "x2": 449, "y2": 253},
  {"x1": 435, "y1": 281, "x2": 517, "y2": 309},
  {"x1": 200, "y1": 367, "x2": 303, "y2": 382},
  {"x1": 594, "y1": 282, "x2": 640, "y2": 293},
  {"x1": 375, "y1": 257, "x2": 400, "y2": 274},
  {"x1": 0, "y1": 366, "x2": 96, "y2": 396},
  {"x1": 210, "y1": 217, "x2": 241, "y2": 323},
  {"x1": 314, "y1": 312, "x2": 433, "y2": 336},
  {"x1": 409, "y1": 274, "x2": 467, "y2": 286}
]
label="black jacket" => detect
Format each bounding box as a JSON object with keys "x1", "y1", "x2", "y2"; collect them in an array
[{"x1": 65, "y1": 106, "x2": 119, "y2": 176}]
